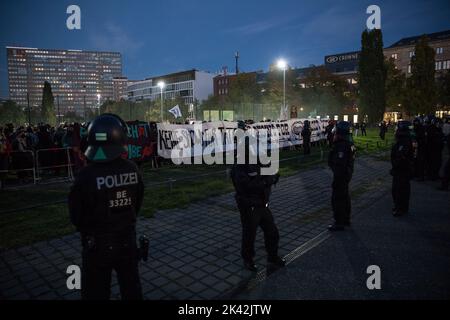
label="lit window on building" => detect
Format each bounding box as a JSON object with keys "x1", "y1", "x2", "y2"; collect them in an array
[
  {"x1": 436, "y1": 47, "x2": 443, "y2": 54},
  {"x1": 391, "y1": 53, "x2": 398, "y2": 60}
]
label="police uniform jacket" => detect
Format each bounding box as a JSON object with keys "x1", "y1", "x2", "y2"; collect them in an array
[
  {"x1": 69, "y1": 157, "x2": 144, "y2": 238},
  {"x1": 328, "y1": 138, "x2": 355, "y2": 182},
  {"x1": 390, "y1": 136, "x2": 414, "y2": 177},
  {"x1": 231, "y1": 164, "x2": 279, "y2": 208}
]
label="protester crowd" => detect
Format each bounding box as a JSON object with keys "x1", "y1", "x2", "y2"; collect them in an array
[
  {"x1": 0, "y1": 122, "x2": 88, "y2": 187},
  {"x1": 1, "y1": 116, "x2": 449, "y2": 189}
]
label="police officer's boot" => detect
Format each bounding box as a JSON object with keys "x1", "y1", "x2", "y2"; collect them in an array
[
  {"x1": 328, "y1": 223, "x2": 345, "y2": 231},
  {"x1": 267, "y1": 256, "x2": 286, "y2": 274},
  {"x1": 244, "y1": 260, "x2": 258, "y2": 272}
]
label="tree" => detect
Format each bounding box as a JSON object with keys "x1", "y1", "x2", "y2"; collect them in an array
[
  {"x1": 385, "y1": 58, "x2": 406, "y2": 114},
  {"x1": 405, "y1": 36, "x2": 436, "y2": 115},
  {"x1": 297, "y1": 66, "x2": 351, "y2": 117},
  {"x1": 228, "y1": 73, "x2": 260, "y2": 104},
  {"x1": 41, "y1": 81, "x2": 56, "y2": 125},
  {"x1": 0, "y1": 100, "x2": 26, "y2": 125},
  {"x1": 64, "y1": 111, "x2": 83, "y2": 123},
  {"x1": 358, "y1": 29, "x2": 387, "y2": 124}
]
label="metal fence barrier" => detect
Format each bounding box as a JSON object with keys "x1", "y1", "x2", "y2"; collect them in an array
[
  {"x1": 0, "y1": 147, "x2": 76, "y2": 186},
  {"x1": 0, "y1": 150, "x2": 37, "y2": 185},
  {"x1": 35, "y1": 147, "x2": 75, "y2": 182}
]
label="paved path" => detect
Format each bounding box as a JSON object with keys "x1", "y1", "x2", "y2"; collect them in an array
[
  {"x1": 238, "y1": 179, "x2": 450, "y2": 300},
  {"x1": 1, "y1": 156, "x2": 393, "y2": 300}
]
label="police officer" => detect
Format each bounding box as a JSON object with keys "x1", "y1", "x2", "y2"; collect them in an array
[
  {"x1": 379, "y1": 121, "x2": 387, "y2": 140},
  {"x1": 69, "y1": 114, "x2": 144, "y2": 300},
  {"x1": 439, "y1": 117, "x2": 450, "y2": 191},
  {"x1": 301, "y1": 120, "x2": 312, "y2": 155},
  {"x1": 360, "y1": 121, "x2": 367, "y2": 136},
  {"x1": 231, "y1": 121, "x2": 285, "y2": 272},
  {"x1": 425, "y1": 117, "x2": 444, "y2": 181},
  {"x1": 328, "y1": 121, "x2": 355, "y2": 231},
  {"x1": 390, "y1": 121, "x2": 414, "y2": 216},
  {"x1": 412, "y1": 117, "x2": 426, "y2": 181}
]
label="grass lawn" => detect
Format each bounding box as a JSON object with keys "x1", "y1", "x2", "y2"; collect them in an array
[{"x1": 0, "y1": 127, "x2": 393, "y2": 249}]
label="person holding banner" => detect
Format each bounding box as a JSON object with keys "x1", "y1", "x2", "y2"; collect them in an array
[
  {"x1": 230, "y1": 121, "x2": 286, "y2": 272},
  {"x1": 301, "y1": 120, "x2": 312, "y2": 155},
  {"x1": 328, "y1": 121, "x2": 356, "y2": 231}
]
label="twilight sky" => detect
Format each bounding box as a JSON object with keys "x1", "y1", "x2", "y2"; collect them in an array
[{"x1": 0, "y1": 0, "x2": 449, "y2": 97}]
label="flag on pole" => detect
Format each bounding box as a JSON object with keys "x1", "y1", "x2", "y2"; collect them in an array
[{"x1": 168, "y1": 105, "x2": 182, "y2": 118}]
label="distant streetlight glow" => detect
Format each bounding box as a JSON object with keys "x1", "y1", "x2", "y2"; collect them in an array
[
  {"x1": 276, "y1": 59, "x2": 288, "y2": 119},
  {"x1": 277, "y1": 59, "x2": 287, "y2": 71}
]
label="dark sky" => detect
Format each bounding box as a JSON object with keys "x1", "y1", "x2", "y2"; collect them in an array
[{"x1": 1, "y1": 0, "x2": 449, "y2": 97}]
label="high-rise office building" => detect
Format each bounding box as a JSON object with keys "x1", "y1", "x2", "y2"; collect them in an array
[
  {"x1": 112, "y1": 76, "x2": 130, "y2": 101},
  {"x1": 7, "y1": 46, "x2": 122, "y2": 116},
  {"x1": 127, "y1": 69, "x2": 214, "y2": 105}
]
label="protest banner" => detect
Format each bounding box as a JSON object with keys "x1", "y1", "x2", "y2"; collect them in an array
[
  {"x1": 125, "y1": 121, "x2": 156, "y2": 162},
  {"x1": 157, "y1": 119, "x2": 329, "y2": 160}
]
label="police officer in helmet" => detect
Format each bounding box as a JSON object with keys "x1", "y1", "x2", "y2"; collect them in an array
[
  {"x1": 412, "y1": 117, "x2": 426, "y2": 181},
  {"x1": 231, "y1": 121, "x2": 285, "y2": 272},
  {"x1": 328, "y1": 121, "x2": 356, "y2": 231},
  {"x1": 390, "y1": 121, "x2": 414, "y2": 216},
  {"x1": 69, "y1": 113, "x2": 144, "y2": 300}
]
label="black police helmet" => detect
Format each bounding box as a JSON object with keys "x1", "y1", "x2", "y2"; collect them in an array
[
  {"x1": 85, "y1": 114, "x2": 128, "y2": 163},
  {"x1": 395, "y1": 120, "x2": 411, "y2": 137},
  {"x1": 237, "y1": 120, "x2": 247, "y2": 130},
  {"x1": 335, "y1": 121, "x2": 351, "y2": 135},
  {"x1": 397, "y1": 120, "x2": 411, "y2": 131}
]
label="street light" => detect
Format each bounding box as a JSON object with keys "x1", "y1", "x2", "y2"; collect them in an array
[
  {"x1": 27, "y1": 92, "x2": 31, "y2": 125},
  {"x1": 83, "y1": 85, "x2": 87, "y2": 122},
  {"x1": 277, "y1": 59, "x2": 287, "y2": 119},
  {"x1": 97, "y1": 94, "x2": 101, "y2": 116},
  {"x1": 157, "y1": 81, "x2": 165, "y2": 122},
  {"x1": 56, "y1": 94, "x2": 61, "y2": 124}
]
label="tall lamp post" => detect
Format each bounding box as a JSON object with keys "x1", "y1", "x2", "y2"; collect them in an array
[
  {"x1": 157, "y1": 81, "x2": 165, "y2": 122},
  {"x1": 83, "y1": 85, "x2": 87, "y2": 122},
  {"x1": 26, "y1": 92, "x2": 31, "y2": 125},
  {"x1": 56, "y1": 94, "x2": 61, "y2": 124},
  {"x1": 97, "y1": 94, "x2": 101, "y2": 117},
  {"x1": 277, "y1": 59, "x2": 287, "y2": 119}
]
